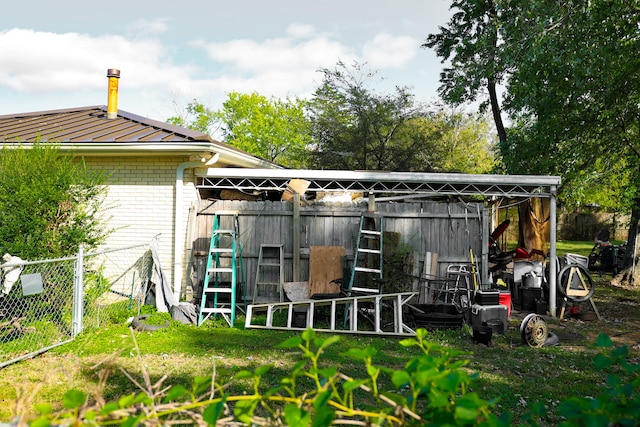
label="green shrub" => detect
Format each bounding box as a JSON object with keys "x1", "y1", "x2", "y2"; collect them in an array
[{"x1": 0, "y1": 142, "x2": 110, "y2": 259}]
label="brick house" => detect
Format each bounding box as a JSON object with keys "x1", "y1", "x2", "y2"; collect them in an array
[{"x1": 0, "y1": 102, "x2": 279, "y2": 301}]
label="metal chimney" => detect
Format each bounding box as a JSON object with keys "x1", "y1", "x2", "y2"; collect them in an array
[{"x1": 106, "y1": 69, "x2": 120, "y2": 119}]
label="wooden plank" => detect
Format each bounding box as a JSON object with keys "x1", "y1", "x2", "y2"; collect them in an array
[
  {"x1": 293, "y1": 193, "x2": 301, "y2": 281},
  {"x1": 308, "y1": 246, "x2": 345, "y2": 296}
]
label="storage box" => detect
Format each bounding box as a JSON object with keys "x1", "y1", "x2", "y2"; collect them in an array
[
  {"x1": 474, "y1": 289, "x2": 499, "y2": 305},
  {"x1": 471, "y1": 303, "x2": 508, "y2": 333}
]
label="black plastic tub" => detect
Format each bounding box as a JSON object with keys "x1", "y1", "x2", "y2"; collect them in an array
[{"x1": 408, "y1": 304, "x2": 464, "y2": 330}]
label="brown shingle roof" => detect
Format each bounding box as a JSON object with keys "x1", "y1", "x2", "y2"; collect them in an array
[{"x1": 0, "y1": 105, "x2": 215, "y2": 143}]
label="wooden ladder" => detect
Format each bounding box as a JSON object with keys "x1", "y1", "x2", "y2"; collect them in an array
[
  {"x1": 198, "y1": 210, "x2": 242, "y2": 327},
  {"x1": 253, "y1": 244, "x2": 284, "y2": 303}
]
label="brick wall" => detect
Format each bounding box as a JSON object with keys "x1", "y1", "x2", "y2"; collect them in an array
[{"x1": 85, "y1": 155, "x2": 199, "y2": 299}]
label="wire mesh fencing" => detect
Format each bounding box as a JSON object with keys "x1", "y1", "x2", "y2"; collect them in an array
[
  {"x1": 0, "y1": 255, "x2": 78, "y2": 368},
  {"x1": 0, "y1": 242, "x2": 154, "y2": 368},
  {"x1": 82, "y1": 243, "x2": 153, "y2": 330}
]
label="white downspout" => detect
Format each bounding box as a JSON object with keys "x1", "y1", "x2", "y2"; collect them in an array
[{"x1": 174, "y1": 153, "x2": 219, "y2": 301}]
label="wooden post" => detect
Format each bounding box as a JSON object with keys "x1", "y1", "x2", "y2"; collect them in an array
[
  {"x1": 422, "y1": 252, "x2": 439, "y2": 304},
  {"x1": 293, "y1": 192, "x2": 301, "y2": 281},
  {"x1": 368, "y1": 192, "x2": 376, "y2": 211}
]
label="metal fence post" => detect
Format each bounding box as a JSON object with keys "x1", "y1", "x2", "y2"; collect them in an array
[{"x1": 72, "y1": 244, "x2": 85, "y2": 337}]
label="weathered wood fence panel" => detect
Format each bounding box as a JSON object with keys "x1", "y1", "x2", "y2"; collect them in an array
[{"x1": 189, "y1": 199, "x2": 486, "y2": 301}]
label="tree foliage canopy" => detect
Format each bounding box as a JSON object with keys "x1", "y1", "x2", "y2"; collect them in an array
[
  {"x1": 305, "y1": 61, "x2": 495, "y2": 172},
  {"x1": 165, "y1": 62, "x2": 497, "y2": 174},
  {"x1": 214, "y1": 92, "x2": 312, "y2": 168},
  {"x1": 501, "y1": 0, "x2": 640, "y2": 210},
  {"x1": 0, "y1": 143, "x2": 110, "y2": 259},
  {"x1": 425, "y1": 0, "x2": 640, "y2": 272},
  {"x1": 426, "y1": 0, "x2": 640, "y2": 208},
  {"x1": 306, "y1": 61, "x2": 429, "y2": 171},
  {"x1": 423, "y1": 0, "x2": 508, "y2": 144},
  {"x1": 167, "y1": 99, "x2": 218, "y2": 135}
]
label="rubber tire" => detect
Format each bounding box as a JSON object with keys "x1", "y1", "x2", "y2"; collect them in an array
[
  {"x1": 557, "y1": 264, "x2": 595, "y2": 303},
  {"x1": 131, "y1": 315, "x2": 170, "y2": 332}
]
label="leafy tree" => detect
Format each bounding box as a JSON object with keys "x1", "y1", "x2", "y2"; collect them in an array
[
  {"x1": 306, "y1": 61, "x2": 428, "y2": 171},
  {"x1": 423, "y1": 0, "x2": 508, "y2": 145},
  {"x1": 167, "y1": 99, "x2": 218, "y2": 135},
  {"x1": 425, "y1": 0, "x2": 640, "y2": 273},
  {"x1": 307, "y1": 61, "x2": 495, "y2": 173},
  {"x1": 499, "y1": 0, "x2": 640, "y2": 272},
  {"x1": 389, "y1": 112, "x2": 495, "y2": 173},
  {"x1": 433, "y1": 111, "x2": 496, "y2": 174},
  {"x1": 306, "y1": 61, "x2": 427, "y2": 171},
  {"x1": 0, "y1": 143, "x2": 110, "y2": 259},
  {"x1": 214, "y1": 92, "x2": 312, "y2": 168}
]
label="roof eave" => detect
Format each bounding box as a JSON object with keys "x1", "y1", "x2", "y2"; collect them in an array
[{"x1": 11, "y1": 141, "x2": 282, "y2": 169}]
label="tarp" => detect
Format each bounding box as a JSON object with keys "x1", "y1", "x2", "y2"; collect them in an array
[
  {"x1": 148, "y1": 238, "x2": 198, "y2": 324},
  {"x1": 149, "y1": 238, "x2": 176, "y2": 312}
]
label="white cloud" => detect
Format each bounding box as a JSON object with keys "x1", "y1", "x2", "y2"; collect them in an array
[
  {"x1": 0, "y1": 19, "x2": 434, "y2": 121},
  {"x1": 285, "y1": 23, "x2": 318, "y2": 39},
  {"x1": 188, "y1": 27, "x2": 359, "y2": 101},
  {"x1": 127, "y1": 18, "x2": 170, "y2": 38},
  {"x1": 193, "y1": 35, "x2": 354, "y2": 72},
  {"x1": 362, "y1": 33, "x2": 418, "y2": 68},
  {"x1": 0, "y1": 28, "x2": 193, "y2": 93}
]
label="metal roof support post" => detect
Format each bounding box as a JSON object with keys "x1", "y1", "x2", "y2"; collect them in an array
[
  {"x1": 548, "y1": 186, "x2": 558, "y2": 317},
  {"x1": 481, "y1": 206, "x2": 490, "y2": 286}
]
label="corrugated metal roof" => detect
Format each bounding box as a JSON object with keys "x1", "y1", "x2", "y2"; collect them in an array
[{"x1": 0, "y1": 105, "x2": 215, "y2": 143}]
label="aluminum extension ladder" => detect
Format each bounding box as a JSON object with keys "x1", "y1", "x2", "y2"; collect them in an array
[
  {"x1": 347, "y1": 212, "x2": 385, "y2": 294},
  {"x1": 252, "y1": 244, "x2": 284, "y2": 303},
  {"x1": 198, "y1": 210, "x2": 243, "y2": 327},
  {"x1": 245, "y1": 292, "x2": 418, "y2": 336}
]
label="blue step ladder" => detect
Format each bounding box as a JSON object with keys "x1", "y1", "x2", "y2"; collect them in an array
[{"x1": 198, "y1": 210, "x2": 243, "y2": 327}]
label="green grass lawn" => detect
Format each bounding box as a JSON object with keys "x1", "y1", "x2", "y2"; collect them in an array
[
  {"x1": 555, "y1": 240, "x2": 595, "y2": 257},
  {"x1": 0, "y1": 245, "x2": 638, "y2": 425},
  {"x1": 501, "y1": 239, "x2": 597, "y2": 258}
]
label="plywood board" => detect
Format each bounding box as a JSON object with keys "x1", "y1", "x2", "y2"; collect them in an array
[
  {"x1": 309, "y1": 246, "x2": 345, "y2": 296},
  {"x1": 281, "y1": 179, "x2": 311, "y2": 202}
]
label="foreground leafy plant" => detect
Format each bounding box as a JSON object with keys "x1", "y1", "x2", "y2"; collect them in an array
[
  {"x1": 23, "y1": 328, "x2": 505, "y2": 426},
  {"x1": 20, "y1": 329, "x2": 639, "y2": 426}
]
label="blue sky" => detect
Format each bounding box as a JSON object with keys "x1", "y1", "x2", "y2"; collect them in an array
[{"x1": 0, "y1": 1, "x2": 452, "y2": 124}]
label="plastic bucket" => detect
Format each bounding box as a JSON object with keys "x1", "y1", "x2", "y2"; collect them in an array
[
  {"x1": 499, "y1": 291, "x2": 511, "y2": 317},
  {"x1": 521, "y1": 287, "x2": 543, "y2": 312}
]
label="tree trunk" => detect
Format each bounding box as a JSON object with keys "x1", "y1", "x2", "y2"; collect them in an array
[
  {"x1": 488, "y1": 77, "x2": 507, "y2": 145},
  {"x1": 613, "y1": 198, "x2": 640, "y2": 286},
  {"x1": 517, "y1": 198, "x2": 550, "y2": 260}
]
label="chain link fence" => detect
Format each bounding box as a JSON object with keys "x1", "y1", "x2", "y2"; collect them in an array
[
  {"x1": 82, "y1": 244, "x2": 154, "y2": 330},
  {"x1": 0, "y1": 242, "x2": 155, "y2": 368}
]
